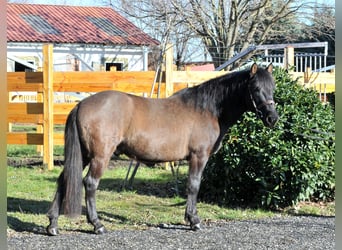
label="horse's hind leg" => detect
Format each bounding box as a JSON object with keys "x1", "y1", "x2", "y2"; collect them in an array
[
  {"x1": 46, "y1": 172, "x2": 64, "y2": 236},
  {"x1": 84, "y1": 155, "x2": 110, "y2": 234}
]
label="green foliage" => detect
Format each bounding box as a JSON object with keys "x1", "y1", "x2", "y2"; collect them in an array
[{"x1": 200, "y1": 67, "x2": 335, "y2": 209}]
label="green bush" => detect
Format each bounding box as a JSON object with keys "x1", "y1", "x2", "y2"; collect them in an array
[{"x1": 199, "y1": 67, "x2": 335, "y2": 209}]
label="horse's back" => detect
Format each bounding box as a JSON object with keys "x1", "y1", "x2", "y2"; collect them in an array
[{"x1": 77, "y1": 90, "x2": 133, "y2": 125}]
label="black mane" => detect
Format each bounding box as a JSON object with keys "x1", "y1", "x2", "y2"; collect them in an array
[
  {"x1": 172, "y1": 69, "x2": 251, "y2": 117},
  {"x1": 172, "y1": 67, "x2": 275, "y2": 122}
]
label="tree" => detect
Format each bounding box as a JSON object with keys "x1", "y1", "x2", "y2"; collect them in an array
[
  {"x1": 170, "y1": 0, "x2": 308, "y2": 68},
  {"x1": 109, "y1": 0, "x2": 197, "y2": 70},
  {"x1": 32, "y1": 0, "x2": 333, "y2": 69},
  {"x1": 117, "y1": 0, "x2": 301, "y2": 66},
  {"x1": 113, "y1": 0, "x2": 331, "y2": 69},
  {"x1": 302, "y1": 3, "x2": 335, "y2": 65}
]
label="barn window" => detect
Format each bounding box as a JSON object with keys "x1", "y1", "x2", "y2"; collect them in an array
[
  {"x1": 105, "y1": 62, "x2": 123, "y2": 71},
  {"x1": 15, "y1": 60, "x2": 34, "y2": 72}
]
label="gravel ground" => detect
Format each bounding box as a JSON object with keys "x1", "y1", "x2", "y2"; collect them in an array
[{"x1": 7, "y1": 215, "x2": 334, "y2": 250}]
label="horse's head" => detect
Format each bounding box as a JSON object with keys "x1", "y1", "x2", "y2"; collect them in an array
[{"x1": 247, "y1": 63, "x2": 279, "y2": 128}]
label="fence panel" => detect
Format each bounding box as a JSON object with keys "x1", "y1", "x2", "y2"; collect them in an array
[
  {"x1": 7, "y1": 44, "x2": 335, "y2": 170},
  {"x1": 264, "y1": 53, "x2": 327, "y2": 72}
]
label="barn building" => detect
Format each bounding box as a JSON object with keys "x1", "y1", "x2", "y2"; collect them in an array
[{"x1": 7, "y1": 3, "x2": 159, "y2": 72}]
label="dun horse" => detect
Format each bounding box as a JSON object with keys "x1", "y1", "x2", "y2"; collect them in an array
[{"x1": 47, "y1": 63, "x2": 278, "y2": 235}]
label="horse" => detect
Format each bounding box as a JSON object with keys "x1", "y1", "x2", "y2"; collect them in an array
[{"x1": 46, "y1": 63, "x2": 278, "y2": 236}]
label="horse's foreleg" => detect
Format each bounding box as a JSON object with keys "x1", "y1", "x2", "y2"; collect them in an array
[
  {"x1": 185, "y1": 153, "x2": 208, "y2": 230},
  {"x1": 84, "y1": 157, "x2": 107, "y2": 234}
]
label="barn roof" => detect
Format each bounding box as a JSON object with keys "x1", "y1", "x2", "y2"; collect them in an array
[{"x1": 7, "y1": 3, "x2": 159, "y2": 46}]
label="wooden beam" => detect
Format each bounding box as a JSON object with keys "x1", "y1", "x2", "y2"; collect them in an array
[
  {"x1": 53, "y1": 103, "x2": 76, "y2": 125},
  {"x1": 284, "y1": 46, "x2": 294, "y2": 70},
  {"x1": 165, "y1": 44, "x2": 174, "y2": 97},
  {"x1": 53, "y1": 133, "x2": 64, "y2": 145},
  {"x1": 7, "y1": 103, "x2": 43, "y2": 124},
  {"x1": 53, "y1": 71, "x2": 156, "y2": 85},
  {"x1": 7, "y1": 72, "x2": 43, "y2": 91},
  {"x1": 173, "y1": 71, "x2": 227, "y2": 84},
  {"x1": 43, "y1": 44, "x2": 54, "y2": 170},
  {"x1": 8, "y1": 103, "x2": 43, "y2": 114},
  {"x1": 7, "y1": 132, "x2": 43, "y2": 145}
]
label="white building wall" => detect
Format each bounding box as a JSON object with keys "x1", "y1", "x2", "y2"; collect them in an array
[{"x1": 7, "y1": 43, "x2": 150, "y2": 72}]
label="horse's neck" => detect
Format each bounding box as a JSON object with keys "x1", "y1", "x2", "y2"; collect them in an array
[
  {"x1": 220, "y1": 108, "x2": 246, "y2": 130},
  {"x1": 218, "y1": 87, "x2": 248, "y2": 131},
  {"x1": 210, "y1": 105, "x2": 246, "y2": 156}
]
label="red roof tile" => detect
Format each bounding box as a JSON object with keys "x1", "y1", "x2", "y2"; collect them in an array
[{"x1": 7, "y1": 3, "x2": 159, "y2": 46}]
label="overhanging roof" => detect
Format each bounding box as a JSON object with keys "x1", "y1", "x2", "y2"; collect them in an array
[{"x1": 7, "y1": 3, "x2": 160, "y2": 46}]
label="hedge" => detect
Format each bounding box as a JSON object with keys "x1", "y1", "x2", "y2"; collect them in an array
[{"x1": 199, "y1": 67, "x2": 335, "y2": 209}]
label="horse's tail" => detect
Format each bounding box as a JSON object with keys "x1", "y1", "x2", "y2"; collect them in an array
[{"x1": 60, "y1": 104, "x2": 83, "y2": 217}]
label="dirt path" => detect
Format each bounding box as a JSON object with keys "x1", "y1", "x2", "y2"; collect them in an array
[{"x1": 8, "y1": 215, "x2": 334, "y2": 250}]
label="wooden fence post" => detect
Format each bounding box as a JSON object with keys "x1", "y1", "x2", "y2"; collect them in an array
[
  {"x1": 164, "y1": 44, "x2": 174, "y2": 170},
  {"x1": 43, "y1": 44, "x2": 54, "y2": 170},
  {"x1": 304, "y1": 67, "x2": 311, "y2": 84},
  {"x1": 284, "y1": 46, "x2": 294, "y2": 71},
  {"x1": 165, "y1": 43, "x2": 174, "y2": 97}
]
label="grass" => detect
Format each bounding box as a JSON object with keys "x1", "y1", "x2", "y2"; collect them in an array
[
  {"x1": 7, "y1": 145, "x2": 335, "y2": 235},
  {"x1": 10, "y1": 124, "x2": 65, "y2": 133},
  {"x1": 7, "y1": 163, "x2": 277, "y2": 235},
  {"x1": 7, "y1": 145, "x2": 64, "y2": 158}
]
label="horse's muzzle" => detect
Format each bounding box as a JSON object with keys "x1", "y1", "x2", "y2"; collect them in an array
[{"x1": 264, "y1": 113, "x2": 279, "y2": 128}]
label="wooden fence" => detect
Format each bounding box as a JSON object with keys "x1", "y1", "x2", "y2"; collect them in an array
[
  {"x1": 7, "y1": 44, "x2": 335, "y2": 170},
  {"x1": 283, "y1": 46, "x2": 335, "y2": 100},
  {"x1": 291, "y1": 68, "x2": 335, "y2": 102}
]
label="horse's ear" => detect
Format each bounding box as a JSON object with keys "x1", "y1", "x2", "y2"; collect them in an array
[
  {"x1": 266, "y1": 63, "x2": 273, "y2": 73},
  {"x1": 250, "y1": 63, "x2": 258, "y2": 76}
]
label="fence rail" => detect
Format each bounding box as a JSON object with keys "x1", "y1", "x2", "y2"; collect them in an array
[
  {"x1": 264, "y1": 53, "x2": 327, "y2": 72},
  {"x1": 7, "y1": 44, "x2": 335, "y2": 170}
]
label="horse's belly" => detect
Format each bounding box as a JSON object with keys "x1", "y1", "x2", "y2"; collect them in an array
[{"x1": 118, "y1": 130, "x2": 189, "y2": 162}]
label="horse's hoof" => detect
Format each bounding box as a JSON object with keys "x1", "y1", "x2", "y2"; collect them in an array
[
  {"x1": 47, "y1": 226, "x2": 59, "y2": 236},
  {"x1": 191, "y1": 223, "x2": 201, "y2": 231},
  {"x1": 95, "y1": 226, "x2": 107, "y2": 235}
]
